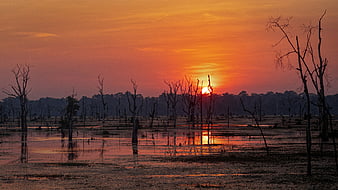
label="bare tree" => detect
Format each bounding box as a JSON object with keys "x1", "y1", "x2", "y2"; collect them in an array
[
  {"x1": 267, "y1": 11, "x2": 336, "y2": 175},
  {"x1": 63, "y1": 91, "x2": 79, "y2": 142},
  {"x1": 181, "y1": 76, "x2": 199, "y2": 127},
  {"x1": 164, "y1": 80, "x2": 181, "y2": 127},
  {"x1": 3, "y1": 64, "x2": 30, "y2": 132},
  {"x1": 199, "y1": 81, "x2": 203, "y2": 127},
  {"x1": 149, "y1": 100, "x2": 157, "y2": 128},
  {"x1": 310, "y1": 11, "x2": 330, "y2": 142},
  {"x1": 97, "y1": 75, "x2": 107, "y2": 123},
  {"x1": 268, "y1": 16, "x2": 313, "y2": 176},
  {"x1": 127, "y1": 79, "x2": 142, "y2": 144},
  {"x1": 206, "y1": 75, "x2": 214, "y2": 125},
  {"x1": 81, "y1": 96, "x2": 87, "y2": 126}
]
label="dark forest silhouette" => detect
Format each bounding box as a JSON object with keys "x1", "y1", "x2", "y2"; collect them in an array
[{"x1": 1, "y1": 90, "x2": 338, "y2": 123}]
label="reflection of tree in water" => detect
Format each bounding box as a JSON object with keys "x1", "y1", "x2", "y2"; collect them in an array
[
  {"x1": 60, "y1": 128, "x2": 78, "y2": 161},
  {"x1": 173, "y1": 131, "x2": 177, "y2": 156},
  {"x1": 67, "y1": 139, "x2": 78, "y2": 161},
  {"x1": 186, "y1": 130, "x2": 196, "y2": 155},
  {"x1": 132, "y1": 143, "x2": 138, "y2": 155},
  {"x1": 20, "y1": 132, "x2": 28, "y2": 163},
  {"x1": 132, "y1": 143, "x2": 138, "y2": 168},
  {"x1": 59, "y1": 93, "x2": 79, "y2": 161},
  {"x1": 166, "y1": 131, "x2": 177, "y2": 156},
  {"x1": 100, "y1": 139, "x2": 105, "y2": 161}
]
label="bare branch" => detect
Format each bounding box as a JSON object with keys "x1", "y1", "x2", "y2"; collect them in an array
[
  {"x1": 97, "y1": 75, "x2": 104, "y2": 95},
  {"x1": 301, "y1": 24, "x2": 316, "y2": 59},
  {"x1": 268, "y1": 16, "x2": 297, "y2": 52},
  {"x1": 3, "y1": 64, "x2": 31, "y2": 131}
]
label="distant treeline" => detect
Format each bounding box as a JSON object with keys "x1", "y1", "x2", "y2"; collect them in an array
[{"x1": 0, "y1": 90, "x2": 337, "y2": 121}]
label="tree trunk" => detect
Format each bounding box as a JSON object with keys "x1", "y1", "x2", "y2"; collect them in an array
[
  {"x1": 305, "y1": 90, "x2": 312, "y2": 176},
  {"x1": 297, "y1": 36, "x2": 312, "y2": 176},
  {"x1": 132, "y1": 115, "x2": 138, "y2": 144}
]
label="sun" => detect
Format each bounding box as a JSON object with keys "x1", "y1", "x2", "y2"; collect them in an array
[{"x1": 202, "y1": 86, "x2": 212, "y2": 95}]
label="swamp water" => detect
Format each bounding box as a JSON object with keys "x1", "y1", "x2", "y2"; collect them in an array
[{"x1": 0, "y1": 124, "x2": 304, "y2": 165}]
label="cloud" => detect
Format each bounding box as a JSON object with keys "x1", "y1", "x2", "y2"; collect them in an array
[
  {"x1": 185, "y1": 62, "x2": 223, "y2": 76},
  {"x1": 14, "y1": 32, "x2": 58, "y2": 38}
]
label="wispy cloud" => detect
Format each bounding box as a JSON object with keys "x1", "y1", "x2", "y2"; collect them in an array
[
  {"x1": 187, "y1": 62, "x2": 221, "y2": 73},
  {"x1": 14, "y1": 32, "x2": 58, "y2": 38}
]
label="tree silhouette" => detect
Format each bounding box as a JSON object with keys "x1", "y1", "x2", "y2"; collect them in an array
[
  {"x1": 97, "y1": 75, "x2": 107, "y2": 124},
  {"x1": 149, "y1": 100, "x2": 157, "y2": 128},
  {"x1": 164, "y1": 80, "x2": 181, "y2": 127},
  {"x1": 268, "y1": 11, "x2": 337, "y2": 175},
  {"x1": 63, "y1": 92, "x2": 79, "y2": 141},
  {"x1": 181, "y1": 76, "x2": 199, "y2": 127},
  {"x1": 3, "y1": 64, "x2": 30, "y2": 132},
  {"x1": 127, "y1": 79, "x2": 142, "y2": 145},
  {"x1": 206, "y1": 75, "x2": 214, "y2": 125}
]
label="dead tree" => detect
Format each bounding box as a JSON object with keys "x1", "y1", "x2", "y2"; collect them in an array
[
  {"x1": 97, "y1": 75, "x2": 107, "y2": 123},
  {"x1": 149, "y1": 101, "x2": 157, "y2": 128},
  {"x1": 117, "y1": 96, "x2": 122, "y2": 125},
  {"x1": 206, "y1": 75, "x2": 214, "y2": 125},
  {"x1": 310, "y1": 11, "x2": 330, "y2": 142},
  {"x1": 181, "y1": 76, "x2": 199, "y2": 127},
  {"x1": 64, "y1": 91, "x2": 79, "y2": 142},
  {"x1": 240, "y1": 98, "x2": 269, "y2": 155},
  {"x1": 199, "y1": 81, "x2": 204, "y2": 127},
  {"x1": 81, "y1": 96, "x2": 87, "y2": 126},
  {"x1": 163, "y1": 91, "x2": 170, "y2": 126},
  {"x1": 127, "y1": 79, "x2": 142, "y2": 144},
  {"x1": 267, "y1": 11, "x2": 334, "y2": 175},
  {"x1": 164, "y1": 80, "x2": 181, "y2": 128},
  {"x1": 3, "y1": 64, "x2": 30, "y2": 132}
]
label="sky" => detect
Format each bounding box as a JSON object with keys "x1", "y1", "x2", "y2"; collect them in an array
[{"x1": 0, "y1": 0, "x2": 338, "y2": 100}]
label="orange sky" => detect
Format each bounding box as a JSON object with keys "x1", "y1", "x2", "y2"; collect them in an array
[{"x1": 0, "y1": 0, "x2": 338, "y2": 99}]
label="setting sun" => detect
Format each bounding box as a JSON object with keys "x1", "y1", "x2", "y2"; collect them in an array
[{"x1": 202, "y1": 86, "x2": 212, "y2": 95}]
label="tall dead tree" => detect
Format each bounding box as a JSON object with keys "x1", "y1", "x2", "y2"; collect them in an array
[
  {"x1": 3, "y1": 64, "x2": 30, "y2": 132},
  {"x1": 268, "y1": 16, "x2": 313, "y2": 176},
  {"x1": 199, "y1": 80, "x2": 206, "y2": 128},
  {"x1": 97, "y1": 75, "x2": 107, "y2": 123},
  {"x1": 310, "y1": 11, "x2": 330, "y2": 141},
  {"x1": 267, "y1": 11, "x2": 335, "y2": 175},
  {"x1": 64, "y1": 91, "x2": 79, "y2": 142},
  {"x1": 180, "y1": 76, "x2": 199, "y2": 127},
  {"x1": 164, "y1": 80, "x2": 181, "y2": 128},
  {"x1": 81, "y1": 96, "x2": 87, "y2": 126},
  {"x1": 149, "y1": 100, "x2": 157, "y2": 128},
  {"x1": 206, "y1": 75, "x2": 214, "y2": 125},
  {"x1": 127, "y1": 79, "x2": 142, "y2": 144}
]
